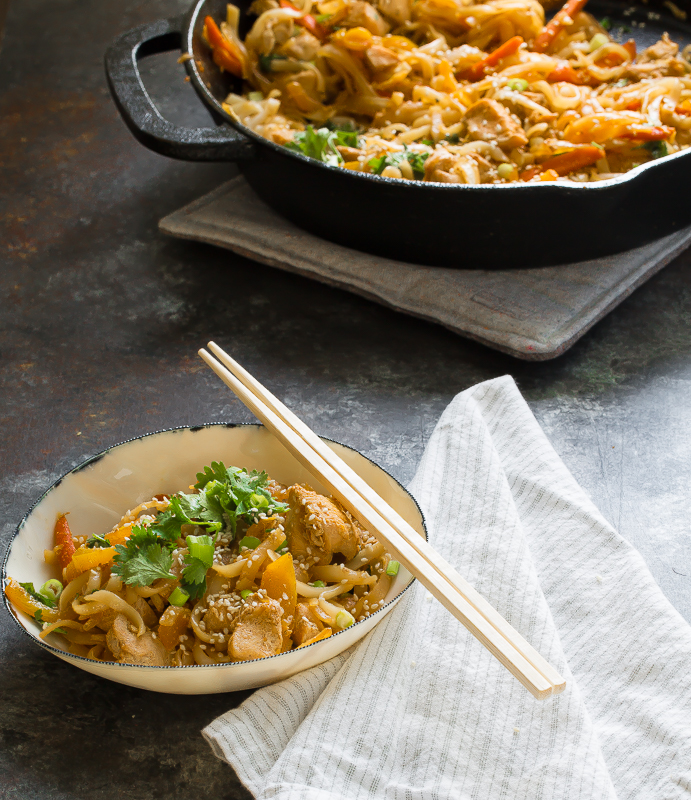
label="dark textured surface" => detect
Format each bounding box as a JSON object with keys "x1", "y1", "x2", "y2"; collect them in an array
[{"x1": 2, "y1": 0, "x2": 691, "y2": 798}]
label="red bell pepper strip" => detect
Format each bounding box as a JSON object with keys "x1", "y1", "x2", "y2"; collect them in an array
[
  {"x1": 533, "y1": 0, "x2": 590, "y2": 53},
  {"x1": 621, "y1": 126, "x2": 675, "y2": 141},
  {"x1": 54, "y1": 513, "x2": 76, "y2": 571},
  {"x1": 465, "y1": 36, "x2": 524, "y2": 81},
  {"x1": 546, "y1": 63, "x2": 586, "y2": 83},
  {"x1": 279, "y1": 0, "x2": 328, "y2": 41},
  {"x1": 204, "y1": 16, "x2": 244, "y2": 77}
]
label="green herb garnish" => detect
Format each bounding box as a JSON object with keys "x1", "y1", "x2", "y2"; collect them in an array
[
  {"x1": 600, "y1": 16, "x2": 612, "y2": 30},
  {"x1": 368, "y1": 146, "x2": 429, "y2": 178},
  {"x1": 20, "y1": 582, "x2": 56, "y2": 608},
  {"x1": 641, "y1": 140, "x2": 668, "y2": 159},
  {"x1": 285, "y1": 125, "x2": 362, "y2": 166},
  {"x1": 112, "y1": 527, "x2": 176, "y2": 587},
  {"x1": 86, "y1": 533, "x2": 112, "y2": 549}
]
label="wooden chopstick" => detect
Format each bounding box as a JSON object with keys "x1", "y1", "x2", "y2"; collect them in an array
[
  {"x1": 199, "y1": 346, "x2": 565, "y2": 699},
  {"x1": 206, "y1": 342, "x2": 566, "y2": 695}
]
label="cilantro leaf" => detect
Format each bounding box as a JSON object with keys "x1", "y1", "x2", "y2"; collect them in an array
[
  {"x1": 284, "y1": 125, "x2": 362, "y2": 166},
  {"x1": 33, "y1": 609, "x2": 44, "y2": 626},
  {"x1": 368, "y1": 147, "x2": 429, "y2": 179},
  {"x1": 20, "y1": 582, "x2": 56, "y2": 608},
  {"x1": 642, "y1": 140, "x2": 668, "y2": 159},
  {"x1": 111, "y1": 527, "x2": 175, "y2": 587},
  {"x1": 181, "y1": 557, "x2": 209, "y2": 588},
  {"x1": 86, "y1": 533, "x2": 112, "y2": 549}
]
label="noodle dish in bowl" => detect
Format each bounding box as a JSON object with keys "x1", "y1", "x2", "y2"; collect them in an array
[{"x1": 2, "y1": 424, "x2": 425, "y2": 694}]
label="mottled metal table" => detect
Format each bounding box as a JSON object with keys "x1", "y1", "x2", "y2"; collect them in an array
[{"x1": 2, "y1": 1, "x2": 691, "y2": 798}]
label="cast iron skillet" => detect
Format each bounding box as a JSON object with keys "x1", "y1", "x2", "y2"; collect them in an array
[{"x1": 105, "y1": 0, "x2": 691, "y2": 268}]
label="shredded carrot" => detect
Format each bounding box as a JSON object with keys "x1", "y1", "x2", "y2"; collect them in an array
[
  {"x1": 54, "y1": 514, "x2": 76, "y2": 570},
  {"x1": 521, "y1": 144, "x2": 603, "y2": 180},
  {"x1": 465, "y1": 36, "x2": 523, "y2": 81},
  {"x1": 533, "y1": 0, "x2": 590, "y2": 53},
  {"x1": 621, "y1": 125, "x2": 675, "y2": 142},
  {"x1": 204, "y1": 16, "x2": 244, "y2": 77},
  {"x1": 546, "y1": 64, "x2": 586, "y2": 83},
  {"x1": 279, "y1": 0, "x2": 328, "y2": 41}
]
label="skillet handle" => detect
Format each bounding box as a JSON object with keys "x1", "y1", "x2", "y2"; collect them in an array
[{"x1": 105, "y1": 16, "x2": 255, "y2": 162}]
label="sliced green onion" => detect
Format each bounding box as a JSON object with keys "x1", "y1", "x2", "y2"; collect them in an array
[
  {"x1": 334, "y1": 610, "x2": 355, "y2": 629},
  {"x1": 168, "y1": 586, "x2": 190, "y2": 606},
  {"x1": 507, "y1": 78, "x2": 528, "y2": 92},
  {"x1": 385, "y1": 561, "x2": 400, "y2": 577},
  {"x1": 249, "y1": 492, "x2": 270, "y2": 510},
  {"x1": 240, "y1": 589, "x2": 253, "y2": 600},
  {"x1": 186, "y1": 535, "x2": 215, "y2": 567},
  {"x1": 248, "y1": 91, "x2": 264, "y2": 102},
  {"x1": 239, "y1": 535, "x2": 261, "y2": 550},
  {"x1": 310, "y1": 580, "x2": 326, "y2": 587},
  {"x1": 39, "y1": 579, "x2": 63, "y2": 604},
  {"x1": 276, "y1": 540, "x2": 289, "y2": 555},
  {"x1": 589, "y1": 33, "x2": 609, "y2": 52}
]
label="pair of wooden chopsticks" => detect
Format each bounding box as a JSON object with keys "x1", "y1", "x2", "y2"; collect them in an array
[{"x1": 199, "y1": 342, "x2": 566, "y2": 699}]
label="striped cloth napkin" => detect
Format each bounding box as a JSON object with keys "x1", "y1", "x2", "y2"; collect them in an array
[{"x1": 203, "y1": 376, "x2": 691, "y2": 800}]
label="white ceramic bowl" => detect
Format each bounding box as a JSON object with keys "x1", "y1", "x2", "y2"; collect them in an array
[{"x1": 2, "y1": 424, "x2": 426, "y2": 694}]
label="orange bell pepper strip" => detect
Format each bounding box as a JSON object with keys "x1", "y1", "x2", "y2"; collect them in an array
[
  {"x1": 547, "y1": 63, "x2": 585, "y2": 83},
  {"x1": 465, "y1": 36, "x2": 523, "y2": 81},
  {"x1": 279, "y1": 0, "x2": 328, "y2": 41},
  {"x1": 54, "y1": 514, "x2": 76, "y2": 570},
  {"x1": 297, "y1": 628, "x2": 333, "y2": 648},
  {"x1": 63, "y1": 545, "x2": 116, "y2": 584},
  {"x1": 538, "y1": 145, "x2": 604, "y2": 175},
  {"x1": 4, "y1": 577, "x2": 60, "y2": 624},
  {"x1": 521, "y1": 144, "x2": 603, "y2": 180},
  {"x1": 533, "y1": 0, "x2": 590, "y2": 53},
  {"x1": 204, "y1": 16, "x2": 244, "y2": 77}
]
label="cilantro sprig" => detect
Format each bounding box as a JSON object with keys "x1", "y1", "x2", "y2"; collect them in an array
[
  {"x1": 285, "y1": 124, "x2": 362, "y2": 166},
  {"x1": 110, "y1": 462, "x2": 287, "y2": 595},
  {"x1": 112, "y1": 527, "x2": 176, "y2": 586},
  {"x1": 368, "y1": 146, "x2": 429, "y2": 179}
]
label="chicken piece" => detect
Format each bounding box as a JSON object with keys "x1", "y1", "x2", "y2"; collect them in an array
[
  {"x1": 343, "y1": 1, "x2": 390, "y2": 35},
  {"x1": 279, "y1": 30, "x2": 321, "y2": 61},
  {"x1": 91, "y1": 608, "x2": 118, "y2": 632},
  {"x1": 286, "y1": 485, "x2": 360, "y2": 564},
  {"x1": 464, "y1": 99, "x2": 528, "y2": 151},
  {"x1": 365, "y1": 44, "x2": 399, "y2": 71},
  {"x1": 337, "y1": 145, "x2": 363, "y2": 161},
  {"x1": 377, "y1": 0, "x2": 411, "y2": 24},
  {"x1": 133, "y1": 596, "x2": 158, "y2": 628},
  {"x1": 493, "y1": 89, "x2": 556, "y2": 126},
  {"x1": 625, "y1": 34, "x2": 687, "y2": 80},
  {"x1": 203, "y1": 593, "x2": 243, "y2": 633},
  {"x1": 293, "y1": 602, "x2": 323, "y2": 645},
  {"x1": 249, "y1": 0, "x2": 279, "y2": 12},
  {"x1": 106, "y1": 613, "x2": 170, "y2": 666},
  {"x1": 424, "y1": 148, "x2": 462, "y2": 183},
  {"x1": 637, "y1": 33, "x2": 678, "y2": 63},
  {"x1": 229, "y1": 597, "x2": 283, "y2": 660}
]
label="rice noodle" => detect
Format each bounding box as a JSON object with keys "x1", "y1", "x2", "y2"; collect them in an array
[{"x1": 76, "y1": 590, "x2": 145, "y2": 636}]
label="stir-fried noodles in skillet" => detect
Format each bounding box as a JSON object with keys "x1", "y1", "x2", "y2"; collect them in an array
[
  {"x1": 201, "y1": 0, "x2": 691, "y2": 182},
  {"x1": 5, "y1": 463, "x2": 397, "y2": 665}
]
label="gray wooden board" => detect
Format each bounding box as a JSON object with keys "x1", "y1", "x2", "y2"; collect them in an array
[{"x1": 159, "y1": 177, "x2": 691, "y2": 360}]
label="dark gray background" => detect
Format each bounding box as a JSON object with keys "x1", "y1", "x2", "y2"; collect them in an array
[{"x1": 2, "y1": 1, "x2": 691, "y2": 798}]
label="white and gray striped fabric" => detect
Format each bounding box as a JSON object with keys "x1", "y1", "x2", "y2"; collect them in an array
[{"x1": 204, "y1": 376, "x2": 691, "y2": 800}]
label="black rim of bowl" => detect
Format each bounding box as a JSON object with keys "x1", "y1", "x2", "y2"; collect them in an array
[{"x1": 1, "y1": 422, "x2": 427, "y2": 670}]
